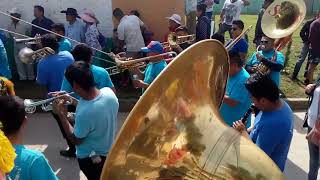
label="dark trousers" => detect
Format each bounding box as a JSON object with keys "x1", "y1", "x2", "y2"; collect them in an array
[
  {"x1": 78, "y1": 156, "x2": 106, "y2": 180},
  {"x1": 51, "y1": 105, "x2": 76, "y2": 153},
  {"x1": 308, "y1": 127, "x2": 320, "y2": 180}
]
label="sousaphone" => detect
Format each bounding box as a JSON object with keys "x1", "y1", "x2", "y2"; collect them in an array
[{"x1": 100, "y1": 40, "x2": 284, "y2": 179}]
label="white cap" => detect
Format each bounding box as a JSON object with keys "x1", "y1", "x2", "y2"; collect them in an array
[
  {"x1": 166, "y1": 14, "x2": 181, "y2": 25},
  {"x1": 8, "y1": 8, "x2": 21, "y2": 15}
]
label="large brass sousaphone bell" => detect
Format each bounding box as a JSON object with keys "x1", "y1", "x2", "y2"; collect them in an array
[{"x1": 100, "y1": 40, "x2": 284, "y2": 179}]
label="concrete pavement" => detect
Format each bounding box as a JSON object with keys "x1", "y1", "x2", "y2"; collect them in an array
[{"x1": 23, "y1": 112, "x2": 315, "y2": 180}]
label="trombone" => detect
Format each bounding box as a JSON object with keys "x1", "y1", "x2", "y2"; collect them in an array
[{"x1": 162, "y1": 33, "x2": 195, "y2": 50}]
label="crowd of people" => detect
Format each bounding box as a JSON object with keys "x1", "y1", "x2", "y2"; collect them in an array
[{"x1": 0, "y1": 0, "x2": 319, "y2": 180}]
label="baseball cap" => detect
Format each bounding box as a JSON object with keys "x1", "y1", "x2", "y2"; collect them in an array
[
  {"x1": 7, "y1": 8, "x2": 21, "y2": 15},
  {"x1": 141, "y1": 41, "x2": 164, "y2": 54},
  {"x1": 166, "y1": 14, "x2": 182, "y2": 25}
]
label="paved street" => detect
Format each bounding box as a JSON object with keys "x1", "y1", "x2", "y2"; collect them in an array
[{"x1": 23, "y1": 111, "x2": 314, "y2": 180}]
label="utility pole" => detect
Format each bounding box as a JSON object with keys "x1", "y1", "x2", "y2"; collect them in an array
[{"x1": 185, "y1": 0, "x2": 197, "y2": 34}]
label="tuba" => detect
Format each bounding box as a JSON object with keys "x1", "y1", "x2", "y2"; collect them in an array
[
  {"x1": 18, "y1": 47, "x2": 55, "y2": 64},
  {"x1": 100, "y1": 40, "x2": 284, "y2": 179}
]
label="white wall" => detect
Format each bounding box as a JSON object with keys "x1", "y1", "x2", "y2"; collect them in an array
[{"x1": 0, "y1": 0, "x2": 114, "y2": 37}]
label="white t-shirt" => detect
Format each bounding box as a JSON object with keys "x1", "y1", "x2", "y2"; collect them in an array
[
  {"x1": 222, "y1": 0, "x2": 243, "y2": 25},
  {"x1": 308, "y1": 86, "x2": 320, "y2": 128},
  {"x1": 117, "y1": 15, "x2": 145, "y2": 52}
]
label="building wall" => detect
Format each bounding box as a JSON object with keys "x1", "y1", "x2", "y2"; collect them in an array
[
  {"x1": 0, "y1": 0, "x2": 114, "y2": 37},
  {"x1": 112, "y1": 0, "x2": 185, "y2": 41}
]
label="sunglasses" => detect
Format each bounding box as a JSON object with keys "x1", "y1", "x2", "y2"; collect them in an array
[{"x1": 260, "y1": 40, "x2": 269, "y2": 44}]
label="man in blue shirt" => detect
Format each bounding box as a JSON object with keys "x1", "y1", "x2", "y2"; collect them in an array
[
  {"x1": 220, "y1": 51, "x2": 251, "y2": 127},
  {"x1": 245, "y1": 35, "x2": 285, "y2": 87},
  {"x1": 51, "y1": 23, "x2": 72, "y2": 52},
  {"x1": 132, "y1": 41, "x2": 167, "y2": 92},
  {"x1": 36, "y1": 34, "x2": 74, "y2": 94},
  {"x1": 0, "y1": 38, "x2": 11, "y2": 79},
  {"x1": 55, "y1": 61, "x2": 118, "y2": 180},
  {"x1": 51, "y1": 44, "x2": 115, "y2": 158},
  {"x1": 233, "y1": 74, "x2": 293, "y2": 171},
  {"x1": 227, "y1": 20, "x2": 248, "y2": 62},
  {"x1": 0, "y1": 96, "x2": 57, "y2": 180},
  {"x1": 31, "y1": 6, "x2": 54, "y2": 36}
]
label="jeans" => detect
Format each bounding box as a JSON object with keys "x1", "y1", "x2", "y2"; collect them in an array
[
  {"x1": 292, "y1": 42, "x2": 310, "y2": 78},
  {"x1": 78, "y1": 156, "x2": 106, "y2": 180},
  {"x1": 217, "y1": 23, "x2": 232, "y2": 38},
  {"x1": 308, "y1": 127, "x2": 320, "y2": 180}
]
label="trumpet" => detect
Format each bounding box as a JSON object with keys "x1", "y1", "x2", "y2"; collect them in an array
[
  {"x1": 15, "y1": 37, "x2": 41, "y2": 45},
  {"x1": 24, "y1": 92, "x2": 74, "y2": 114},
  {"x1": 18, "y1": 47, "x2": 56, "y2": 64}
]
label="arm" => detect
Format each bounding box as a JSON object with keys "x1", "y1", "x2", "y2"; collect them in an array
[
  {"x1": 223, "y1": 95, "x2": 240, "y2": 107},
  {"x1": 309, "y1": 23, "x2": 319, "y2": 49},
  {"x1": 260, "y1": 58, "x2": 284, "y2": 71},
  {"x1": 30, "y1": 155, "x2": 58, "y2": 180}
]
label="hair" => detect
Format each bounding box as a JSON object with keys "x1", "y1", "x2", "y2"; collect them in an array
[
  {"x1": 211, "y1": 33, "x2": 225, "y2": 44},
  {"x1": 41, "y1": 34, "x2": 59, "y2": 52},
  {"x1": 65, "y1": 61, "x2": 95, "y2": 91},
  {"x1": 34, "y1": 5, "x2": 44, "y2": 14},
  {"x1": 113, "y1": 8, "x2": 124, "y2": 17},
  {"x1": 130, "y1": 10, "x2": 140, "y2": 18},
  {"x1": 0, "y1": 96, "x2": 26, "y2": 136},
  {"x1": 261, "y1": 35, "x2": 275, "y2": 43},
  {"x1": 197, "y1": 4, "x2": 207, "y2": 16},
  {"x1": 228, "y1": 51, "x2": 243, "y2": 67},
  {"x1": 51, "y1": 23, "x2": 65, "y2": 34},
  {"x1": 245, "y1": 73, "x2": 279, "y2": 102},
  {"x1": 71, "y1": 44, "x2": 93, "y2": 63},
  {"x1": 232, "y1": 20, "x2": 245, "y2": 30}
]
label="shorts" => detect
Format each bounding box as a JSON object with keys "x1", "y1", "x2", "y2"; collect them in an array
[{"x1": 308, "y1": 52, "x2": 320, "y2": 65}]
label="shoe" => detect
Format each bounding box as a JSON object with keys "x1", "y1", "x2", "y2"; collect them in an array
[{"x1": 60, "y1": 149, "x2": 76, "y2": 158}]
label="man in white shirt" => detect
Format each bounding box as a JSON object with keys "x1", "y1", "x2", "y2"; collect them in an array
[
  {"x1": 218, "y1": 0, "x2": 250, "y2": 37},
  {"x1": 113, "y1": 8, "x2": 145, "y2": 59},
  {"x1": 7, "y1": 8, "x2": 34, "y2": 80},
  {"x1": 61, "y1": 8, "x2": 85, "y2": 48}
]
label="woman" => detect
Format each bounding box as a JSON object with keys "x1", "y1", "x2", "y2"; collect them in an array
[{"x1": 196, "y1": 4, "x2": 211, "y2": 42}]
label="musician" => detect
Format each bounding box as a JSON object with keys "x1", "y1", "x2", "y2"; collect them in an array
[
  {"x1": 132, "y1": 41, "x2": 167, "y2": 91},
  {"x1": 227, "y1": 20, "x2": 248, "y2": 62},
  {"x1": 55, "y1": 61, "x2": 118, "y2": 180},
  {"x1": 0, "y1": 96, "x2": 58, "y2": 180},
  {"x1": 233, "y1": 74, "x2": 293, "y2": 172},
  {"x1": 254, "y1": 0, "x2": 274, "y2": 47},
  {"x1": 220, "y1": 51, "x2": 251, "y2": 127},
  {"x1": 0, "y1": 38, "x2": 12, "y2": 79},
  {"x1": 245, "y1": 35, "x2": 285, "y2": 87},
  {"x1": 51, "y1": 23, "x2": 72, "y2": 52},
  {"x1": 164, "y1": 14, "x2": 182, "y2": 42},
  {"x1": 196, "y1": 4, "x2": 211, "y2": 42},
  {"x1": 0, "y1": 76, "x2": 15, "y2": 96},
  {"x1": 170, "y1": 26, "x2": 192, "y2": 54},
  {"x1": 36, "y1": 34, "x2": 74, "y2": 95},
  {"x1": 60, "y1": 8, "x2": 85, "y2": 48},
  {"x1": 7, "y1": 8, "x2": 35, "y2": 81},
  {"x1": 31, "y1": 5, "x2": 54, "y2": 37},
  {"x1": 52, "y1": 44, "x2": 115, "y2": 157}
]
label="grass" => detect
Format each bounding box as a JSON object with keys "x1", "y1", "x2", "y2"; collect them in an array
[{"x1": 214, "y1": 15, "x2": 315, "y2": 98}]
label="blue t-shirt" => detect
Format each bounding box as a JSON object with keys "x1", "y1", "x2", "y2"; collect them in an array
[
  {"x1": 9, "y1": 145, "x2": 58, "y2": 180},
  {"x1": 0, "y1": 39, "x2": 12, "y2": 79},
  {"x1": 220, "y1": 68, "x2": 252, "y2": 127},
  {"x1": 144, "y1": 60, "x2": 167, "y2": 85},
  {"x1": 61, "y1": 65, "x2": 114, "y2": 99},
  {"x1": 229, "y1": 38, "x2": 248, "y2": 55},
  {"x1": 250, "y1": 100, "x2": 293, "y2": 171},
  {"x1": 246, "y1": 50, "x2": 285, "y2": 87},
  {"x1": 59, "y1": 38, "x2": 72, "y2": 52},
  {"x1": 37, "y1": 51, "x2": 74, "y2": 93},
  {"x1": 74, "y1": 87, "x2": 119, "y2": 159}
]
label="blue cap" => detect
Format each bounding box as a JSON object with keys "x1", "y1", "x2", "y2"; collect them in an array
[{"x1": 141, "y1": 41, "x2": 164, "y2": 54}]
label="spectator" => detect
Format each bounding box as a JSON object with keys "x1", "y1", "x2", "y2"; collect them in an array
[
  {"x1": 211, "y1": 33, "x2": 225, "y2": 44},
  {"x1": 31, "y1": 5, "x2": 54, "y2": 37},
  {"x1": 220, "y1": 51, "x2": 251, "y2": 127},
  {"x1": 246, "y1": 35, "x2": 285, "y2": 87},
  {"x1": 218, "y1": 0, "x2": 250, "y2": 37},
  {"x1": 0, "y1": 96, "x2": 58, "y2": 180},
  {"x1": 80, "y1": 9, "x2": 102, "y2": 51},
  {"x1": 7, "y1": 8, "x2": 34, "y2": 80},
  {"x1": 51, "y1": 23, "x2": 72, "y2": 52},
  {"x1": 196, "y1": 4, "x2": 211, "y2": 42},
  {"x1": 233, "y1": 74, "x2": 293, "y2": 172},
  {"x1": 61, "y1": 8, "x2": 85, "y2": 48},
  {"x1": 227, "y1": 20, "x2": 248, "y2": 62}
]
